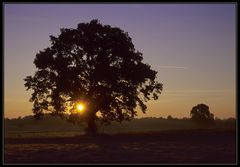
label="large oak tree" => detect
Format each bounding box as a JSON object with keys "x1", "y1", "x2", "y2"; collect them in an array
[{"x1": 24, "y1": 19, "x2": 163, "y2": 134}]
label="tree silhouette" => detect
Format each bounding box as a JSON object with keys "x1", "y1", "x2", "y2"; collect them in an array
[
  {"x1": 167, "y1": 115, "x2": 173, "y2": 120},
  {"x1": 24, "y1": 19, "x2": 163, "y2": 134},
  {"x1": 190, "y1": 104, "x2": 214, "y2": 124}
]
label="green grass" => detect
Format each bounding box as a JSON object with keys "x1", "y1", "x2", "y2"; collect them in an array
[
  {"x1": 5, "y1": 130, "x2": 84, "y2": 138},
  {"x1": 4, "y1": 116, "x2": 236, "y2": 138}
]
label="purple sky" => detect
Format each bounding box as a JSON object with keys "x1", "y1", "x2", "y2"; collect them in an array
[{"x1": 4, "y1": 3, "x2": 236, "y2": 119}]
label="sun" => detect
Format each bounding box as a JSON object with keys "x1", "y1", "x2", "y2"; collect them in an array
[{"x1": 76, "y1": 103, "x2": 85, "y2": 113}]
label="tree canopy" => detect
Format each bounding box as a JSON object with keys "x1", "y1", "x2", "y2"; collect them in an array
[
  {"x1": 190, "y1": 104, "x2": 214, "y2": 124},
  {"x1": 24, "y1": 19, "x2": 163, "y2": 133}
]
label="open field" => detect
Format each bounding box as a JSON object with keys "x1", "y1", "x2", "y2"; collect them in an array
[{"x1": 4, "y1": 128, "x2": 236, "y2": 164}]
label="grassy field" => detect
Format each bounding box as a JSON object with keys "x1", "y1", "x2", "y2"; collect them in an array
[
  {"x1": 4, "y1": 128, "x2": 236, "y2": 164},
  {"x1": 4, "y1": 116, "x2": 236, "y2": 164},
  {"x1": 4, "y1": 116, "x2": 236, "y2": 137}
]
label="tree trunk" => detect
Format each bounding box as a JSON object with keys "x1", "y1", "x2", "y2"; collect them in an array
[{"x1": 85, "y1": 111, "x2": 97, "y2": 135}]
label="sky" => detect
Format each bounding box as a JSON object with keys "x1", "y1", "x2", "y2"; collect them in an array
[{"x1": 4, "y1": 3, "x2": 236, "y2": 119}]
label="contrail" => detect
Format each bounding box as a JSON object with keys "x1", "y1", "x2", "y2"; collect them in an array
[{"x1": 158, "y1": 66, "x2": 187, "y2": 69}]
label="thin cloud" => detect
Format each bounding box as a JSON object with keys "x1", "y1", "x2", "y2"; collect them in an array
[
  {"x1": 165, "y1": 89, "x2": 232, "y2": 93},
  {"x1": 162, "y1": 89, "x2": 232, "y2": 97},
  {"x1": 158, "y1": 66, "x2": 188, "y2": 69}
]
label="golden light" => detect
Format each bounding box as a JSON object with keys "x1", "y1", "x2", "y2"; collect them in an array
[
  {"x1": 96, "y1": 111, "x2": 102, "y2": 118},
  {"x1": 76, "y1": 103, "x2": 85, "y2": 113}
]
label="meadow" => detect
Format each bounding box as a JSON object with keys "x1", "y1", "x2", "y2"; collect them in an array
[{"x1": 4, "y1": 116, "x2": 236, "y2": 164}]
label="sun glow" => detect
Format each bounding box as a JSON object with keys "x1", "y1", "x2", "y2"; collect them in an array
[{"x1": 76, "y1": 103, "x2": 85, "y2": 113}]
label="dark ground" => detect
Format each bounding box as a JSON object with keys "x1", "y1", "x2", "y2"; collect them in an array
[{"x1": 4, "y1": 128, "x2": 236, "y2": 164}]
